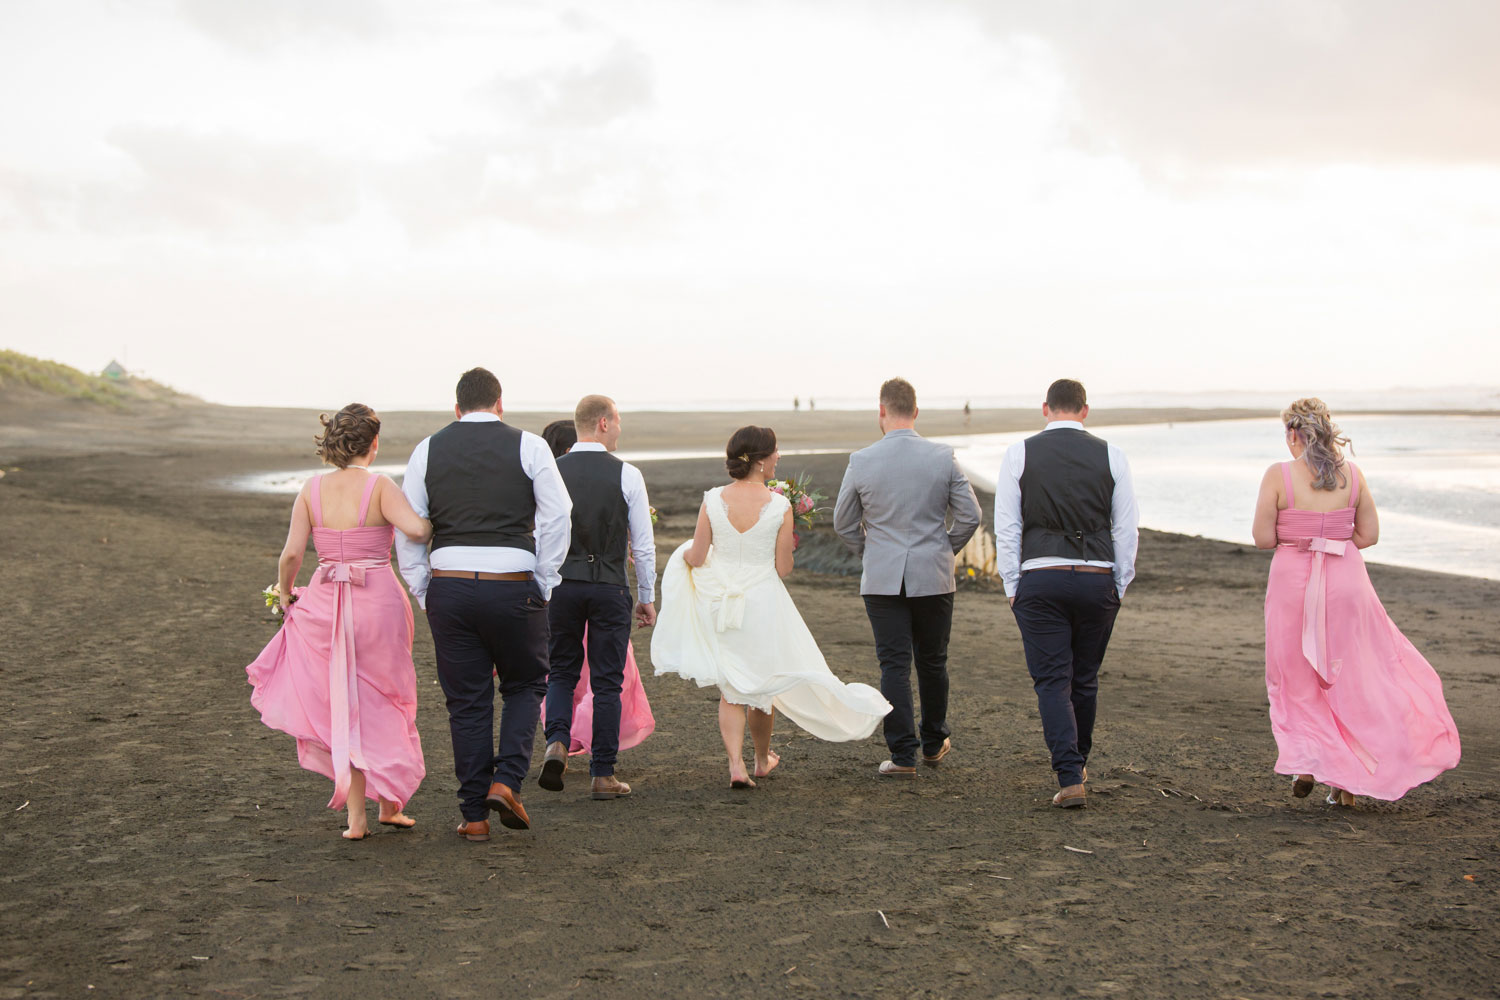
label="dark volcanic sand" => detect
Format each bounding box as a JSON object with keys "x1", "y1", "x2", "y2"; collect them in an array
[{"x1": 2, "y1": 399, "x2": 1498, "y2": 999}]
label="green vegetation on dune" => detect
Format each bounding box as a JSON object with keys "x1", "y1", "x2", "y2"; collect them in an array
[{"x1": 0, "y1": 350, "x2": 189, "y2": 406}]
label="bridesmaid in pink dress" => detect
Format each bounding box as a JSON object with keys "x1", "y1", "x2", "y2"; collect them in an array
[
  {"x1": 247, "y1": 404, "x2": 432, "y2": 839},
  {"x1": 1252, "y1": 398, "x2": 1460, "y2": 806}
]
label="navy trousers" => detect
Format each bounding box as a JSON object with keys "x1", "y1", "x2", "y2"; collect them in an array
[
  {"x1": 544, "y1": 580, "x2": 633, "y2": 777},
  {"x1": 1010, "y1": 569, "x2": 1120, "y2": 789},
  {"x1": 863, "y1": 590, "x2": 954, "y2": 767},
  {"x1": 426, "y1": 577, "x2": 550, "y2": 821}
]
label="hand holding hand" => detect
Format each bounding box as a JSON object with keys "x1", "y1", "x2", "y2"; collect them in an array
[{"x1": 634, "y1": 601, "x2": 657, "y2": 628}]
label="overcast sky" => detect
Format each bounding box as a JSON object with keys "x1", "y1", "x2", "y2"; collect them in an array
[{"x1": 2, "y1": 0, "x2": 1498, "y2": 410}]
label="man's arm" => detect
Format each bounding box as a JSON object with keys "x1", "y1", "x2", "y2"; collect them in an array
[
  {"x1": 394, "y1": 438, "x2": 432, "y2": 609},
  {"x1": 622, "y1": 462, "x2": 657, "y2": 617},
  {"x1": 523, "y1": 433, "x2": 572, "y2": 600},
  {"x1": 994, "y1": 442, "x2": 1025, "y2": 599},
  {"x1": 945, "y1": 451, "x2": 982, "y2": 552},
  {"x1": 1108, "y1": 444, "x2": 1139, "y2": 598},
  {"x1": 832, "y1": 459, "x2": 865, "y2": 557}
]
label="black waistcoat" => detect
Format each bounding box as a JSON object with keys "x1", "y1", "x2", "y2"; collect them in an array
[
  {"x1": 556, "y1": 450, "x2": 629, "y2": 587},
  {"x1": 425, "y1": 420, "x2": 536, "y2": 553},
  {"x1": 1020, "y1": 428, "x2": 1115, "y2": 562}
]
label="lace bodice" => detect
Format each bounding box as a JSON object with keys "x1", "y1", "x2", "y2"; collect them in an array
[{"x1": 703, "y1": 486, "x2": 789, "y2": 573}]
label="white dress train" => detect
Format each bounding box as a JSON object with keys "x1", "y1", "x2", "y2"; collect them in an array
[{"x1": 651, "y1": 487, "x2": 890, "y2": 742}]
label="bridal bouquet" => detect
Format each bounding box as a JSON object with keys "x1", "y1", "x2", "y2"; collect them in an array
[{"x1": 767, "y1": 473, "x2": 827, "y2": 529}]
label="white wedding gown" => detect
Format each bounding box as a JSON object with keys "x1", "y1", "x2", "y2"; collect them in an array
[{"x1": 651, "y1": 487, "x2": 891, "y2": 741}]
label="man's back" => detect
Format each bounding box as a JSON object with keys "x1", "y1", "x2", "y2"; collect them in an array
[{"x1": 834, "y1": 429, "x2": 981, "y2": 597}]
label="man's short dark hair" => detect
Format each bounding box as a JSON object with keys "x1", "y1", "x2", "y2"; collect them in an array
[
  {"x1": 1046, "y1": 379, "x2": 1087, "y2": 413},
  {"x1": 880, "y1": 377, "x2": 917, "y2": 418},
  {"x1": 456, "y1": 368, "x2": 502, "y2": 413}
]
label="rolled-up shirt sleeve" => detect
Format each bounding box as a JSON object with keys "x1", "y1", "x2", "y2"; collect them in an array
[
  {"x1": 1108, "y1": 443, "x2": 1139, "y2": 597},
  {"x1": 622, "y1": 462, "x2": 657, "y2": 604},
  {"x1": 522, "y1": 433, "x2": 572, "y2": 600},
  {"x1": 395, "y1": 437, "x2": 432, "y2": 608},
  {"x1": 993, "y1": 442, "x2": 1026, "y2": 598}
]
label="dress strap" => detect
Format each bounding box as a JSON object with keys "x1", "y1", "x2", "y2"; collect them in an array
[
  {"x1": 308, "y1": 475, "x2": 325, "y2": 528},
  {"x1": 1346, "y1": 462, "x2": 1360, "y2": 508},
  {"x1": 356, "y1": 472, "x2": 380, "y2": 527},
  {"x1": 1279, "y1": 462, "x2": 1296, "y2": 510}
]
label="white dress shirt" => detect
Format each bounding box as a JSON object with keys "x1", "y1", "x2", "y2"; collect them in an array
[
  {"x1": 395, "y1": 412, "x2": 573, "y2": 607},
  {"x1": 567, "y1": 441, "x2": 657, "y2": 605},
  {"x1": 993, "y1": 420, "x2": 1139, "y2": 599}
]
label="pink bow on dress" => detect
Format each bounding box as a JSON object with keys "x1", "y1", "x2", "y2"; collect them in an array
[{"x1": 316, "y1": 557, "x2": 390, "y2": 808}]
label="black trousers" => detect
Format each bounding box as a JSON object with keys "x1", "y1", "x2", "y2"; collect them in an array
[
  {"x1": 426, "y1": 577, "x2": 549, "y2": 821},
  {"x1": 1010, "y1": 568, "x2": 1120, "y2": 788},
  {"x1": 863, "y1": 589, "x2": 954, "y2": 767},
  {"x1": 544, "y1": 580, "x2": 633, "y2": 777}
]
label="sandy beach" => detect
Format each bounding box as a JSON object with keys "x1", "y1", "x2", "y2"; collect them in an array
[{"x1": 2, "y1": 392, "x2": 1498, "y2": 999}]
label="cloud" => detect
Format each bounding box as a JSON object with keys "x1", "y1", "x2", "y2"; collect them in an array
[
  {"x1": 961, "y1": 0, "x2": 1500, "y2": 167},
  {"x1": 477, "y1": 39, "x2": 655, "y2": 129},
  {"x1": 176, "y1": 0, "x2": 389, "y2": 51},
  {"x1": 83, "y1": 127, "x2": 360, "y2": 236},
  {"x1": 381, "y1": 33, "x2": 672, "y2": 240}
]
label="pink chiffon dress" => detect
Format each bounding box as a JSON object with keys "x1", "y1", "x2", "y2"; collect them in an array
[
  {"x1": 1264, "y1": 462, "x2": 1460, "y2": 800},
  {"x1": 542, "y1": 632, "x2": 656, "y2": 757},
  {"x1": 246, "y1": 473, "x2": 425, "y2": 810}
]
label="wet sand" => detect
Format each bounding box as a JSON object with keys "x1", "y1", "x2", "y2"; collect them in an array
[{"x1": 2, "y1": 395, "x2": 1498, "y2": 999}]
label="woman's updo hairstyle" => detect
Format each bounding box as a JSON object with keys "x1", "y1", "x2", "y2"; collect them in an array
[
  {"x1": 1282, "y1": 397, "x2": 1351, "y2": 491},
  {"x1": 315, "y1": 403, "x2": 381, "y2": 468},
  {"x1": 725, "y1": 425, "x2": 777, "y2": 480}
]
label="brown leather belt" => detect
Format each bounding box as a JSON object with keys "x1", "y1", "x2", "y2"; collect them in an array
[
  {"x1": 431, "y1": 570, "x2": 533, "y2": 581},
  {"x1": 1023, "y1": 565, "x2": 1112, "y2": 575}
]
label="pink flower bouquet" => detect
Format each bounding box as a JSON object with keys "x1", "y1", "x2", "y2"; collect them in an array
[{"x1": 767, "y1": 473, "x2": 828, "y2": 530}]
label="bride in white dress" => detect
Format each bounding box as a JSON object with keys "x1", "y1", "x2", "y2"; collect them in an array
[{"x1": 651, "y1": 425, "x2": 891, "y2": 788}]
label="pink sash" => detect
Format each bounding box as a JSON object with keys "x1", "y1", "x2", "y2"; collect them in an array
[
  {"x1": 309, "y1": 473, "x2": 385, "y2": 808},
  {"x1": 1278, "y1": 463, "x2": 1377, "y2": 774}
]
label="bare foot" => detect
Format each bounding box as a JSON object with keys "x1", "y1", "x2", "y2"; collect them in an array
[
  {"x1": 342, "y1": 822, "x2": 370, "y2": 840},
  {"x1": 729, "y1": 762, "x2": 756, "y2": 789},
  {"x1": 378, "y1": 801, "x2": 415, "y2": 828},
  {"x1": 754, "y1": 750, "x2": 781, "y2": 779}
]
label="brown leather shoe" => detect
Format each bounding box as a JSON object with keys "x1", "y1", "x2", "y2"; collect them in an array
[
  {"x1": 591, "y1": 776, "x2": 632, "y2": 800},
  {"x1": 922, "y1": 738, "x2": 952, "y2": 766},
  {"x1": 455, "y1": 819, "x2": 490, "y2": 842},
  {"x1": 539, "y1": 741, "x2": 568, "y2": 792},
  {"x1": 1052, "y1": 784, "x2": 1086, "y2": 809},
  {"x1": 485, "y1": 782, "x2": 532, "y2": 830},
  {"x1": 878, "y1": 761, "x2": 917, "y2": 778}
]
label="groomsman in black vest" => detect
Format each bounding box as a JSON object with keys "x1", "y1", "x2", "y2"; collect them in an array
[
  {"x1": 539, "y1": 394, "x2": 657, "y2": 800},
  {"x1": 995, "y1": 379, "x2": 1138, "y2": 809},
  {"x1": 396, "y1": 368, "x2": 572, "y2": 841}
]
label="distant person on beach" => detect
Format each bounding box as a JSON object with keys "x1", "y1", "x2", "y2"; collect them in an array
[
  {"x1": 808, "y1": 397, "x2": 815, "y2": 412},
  {"x1": 834, "y1": 378, "x2": 981, "y2": 777},
  {"x1": 964, "y1": 401, "x2": 971, "y2": 426},
  {"x1": 793, "y1": 397, "x2": 800, "y2": 412},
  {"x1": 653, "y1": 425, "x2": 890, "y2": 787},
  {"x1": 1252, "y1": 398, "x2": 1459, "y2": 806},
  {"x1": 246, "y1": 404, "x2": 431, "y2": 840},
  {"x1": 995, "y1": 379, "x2": 1138, "y2": 808},
  {"x1": 539, "y1": 395, "x2": 657, "y2": 801},
  {"x1": 541, "y1": 419, "x2": 577, "y2": 459},
  {"x1": 395, "y1": 368, "x2": 572, "y2": 842}
]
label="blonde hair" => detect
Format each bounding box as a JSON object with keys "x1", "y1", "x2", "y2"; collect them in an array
[
  {"x1": 573, "y1": 394, "x2": 615, "y2": 436},
  {"x1": 1282, "y1": 398, "x2": 1350, "y2": 491}
]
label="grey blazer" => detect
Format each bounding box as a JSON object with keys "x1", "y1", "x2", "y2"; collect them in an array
[{"x1": 833, "y1": 429, "x2": 982, "y2": 597}]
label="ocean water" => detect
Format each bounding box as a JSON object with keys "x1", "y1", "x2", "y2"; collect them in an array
[{"x1": 935, "y1": 415, "x2": 1500, "y2": 581}]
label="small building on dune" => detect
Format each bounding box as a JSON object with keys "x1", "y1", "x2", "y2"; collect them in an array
[{"x1": 102, "y1": 360, "x2": 127, "y2": 380}]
